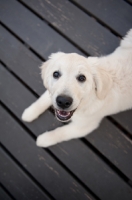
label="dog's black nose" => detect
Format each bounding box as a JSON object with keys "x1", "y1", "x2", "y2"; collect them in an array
[{"x1": 56, "y1": 95, "x2": 73, "y2": 109}]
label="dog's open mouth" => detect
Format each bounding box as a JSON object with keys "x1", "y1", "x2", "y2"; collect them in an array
[{"x1": 54, "y1": 109, "x2": 75, "y2": 122}]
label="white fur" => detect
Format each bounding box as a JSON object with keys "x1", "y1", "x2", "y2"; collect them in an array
[{"x1": 22, "y1": 29, "x2": 132, "y2": 147}]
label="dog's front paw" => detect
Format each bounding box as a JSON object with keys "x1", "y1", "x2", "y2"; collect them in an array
[
  {"x1": 22, "y1": 105, "x2": 38, "y2": 122},
  {"x1": 36, "y1": 132, "x2": 56, "y2": 148},
  {"x1": 22, "y1": 108, "x2": 35, "y2": 122}
]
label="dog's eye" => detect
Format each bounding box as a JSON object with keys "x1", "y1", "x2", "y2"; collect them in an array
[
  {"x1": 53, "y1": 71, "x2": 61, "y2": 79},
  {"x1": 77, "y1": 75, "x2": 86, "y2": 82}
]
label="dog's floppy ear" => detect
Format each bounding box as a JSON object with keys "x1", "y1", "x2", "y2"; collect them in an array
[
  {"x1": 93, "y1": 68, "x2": 113, "y2": 99},
  {"x1": 88, "y1": 57, "x2": 113, "y2": 100}
]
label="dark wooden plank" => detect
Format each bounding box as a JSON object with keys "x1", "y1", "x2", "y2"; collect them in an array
[
  {"x1": 0, "y1": 11, "x2": 131, "y2": 135},
  {"x1": 86, "y1": 118, "x2": 132, "y2": 179},
  {"x1": 0, "y1": 0, "x2": 82, "y2": 60},
  {"x1": 0, "y1": 105, "x2": 94, "y2": 200},
  {"x1": 0, "y1": 1, "x2": 130, "y2": 130},
  {"x1": 50, "y1": 139, "x2": 132, "y2": 200},
  {"x1": 0, "y1": 0, "x2": 119, "y2": 56},
  {"x1": 9, "y1": 0, "x2": 132, "y2": 132},
  {"x1": 1, "y1": 66, "x2": 132, "y2": 200},
  {"x1": 0, "y1": 64, "x2": 61, "y2": 134},
  {"x1": 0, "y1": 187, "x2": 13, "y2": 200},
  {"x1": 18, "y1": 0, "x2": 132, "y2": 132},
  {"x1": 0, "y1": 0, "x2": 130, "y2": 131},
  {"x1": 0, "y1": 148, "x2": 50, "y2": 200},
  {"x1": 0, "y1": 67, "x2": 94, "y2": 199},
  {"x1": 72, "y1": 0, "x2": 132, "y2": 36},
  {"x1": 0, "y1": 25, "x2": 44, "y2": 95},
  {"x1": 0, "y1": 27, "x2": 132, "y2": 180},
  {"x1": 112, "y1": 110, "x2": 132, "y2": 135},
  {"x1": 127, "y1": 0, "x2": 132, "y2": 4}
]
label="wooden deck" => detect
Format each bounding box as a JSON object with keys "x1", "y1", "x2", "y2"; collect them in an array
[{"x1": 0, "y1": 0, "x2": 132, "y2": 199}]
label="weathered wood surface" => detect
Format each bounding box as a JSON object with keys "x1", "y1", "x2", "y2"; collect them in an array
[
  {"x1": 112, "y1": 111, "x2": 132, "y2": 135},
  {"x1": 0, "y1": 1, "x2": 131, "y2": 135},
  {"x1": 0, "y1": 0, "x2": 119, "y2": 56},
  {"x1": 0, "y1": 104, "x2": 94, "y2": 200},
  {"x1": 0, "y1": 63, "x2": 132, "y2": 200},
  {"x1": 72, "y1": 0, "x2": 132, "y2": 36},
  {"x1": 0, "y1": 0, "x2": 83, "y2": 59},
  {"x1": 0, "y1": 147, "x2": 50, "y2": 200},
  {"x1": 86, "y1": 119, "x2": 132, "y2": 179},
  {"x1": 0, "y1": 26, "x2": 132, "y2": 180},
  {"x1": 0, "y1": 0, "x2": 132, "y2": 199},
  {"x1": 0, "y1": 186, "x2": 13, "y2": 200},
  {"x1": 0, "y1": 0, "x2": 131, "y2": 132}
]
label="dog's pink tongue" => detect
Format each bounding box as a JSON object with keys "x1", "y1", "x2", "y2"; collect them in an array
[{"x1": 59, "y1": 111, "x2": 70, "y2": 116}]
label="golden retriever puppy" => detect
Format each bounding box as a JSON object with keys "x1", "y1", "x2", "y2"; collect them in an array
[{"x1": 22, "y1": 29, "x2": 132, "y2": 147}]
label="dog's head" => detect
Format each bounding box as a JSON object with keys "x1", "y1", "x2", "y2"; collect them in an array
[{"x1": 41, "y1": 52, "x2": 112, "y2": 122}]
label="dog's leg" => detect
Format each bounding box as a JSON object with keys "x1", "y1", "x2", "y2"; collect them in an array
[
  {"x1": 36, "y1": 121, "x2": 99, "y2": 147},
  {"x1": 22, "y1": 90, "x2": 52, "y2": 122}
]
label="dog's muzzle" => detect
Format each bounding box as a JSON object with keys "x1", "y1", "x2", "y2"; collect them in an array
[
  {"x1": 54, "y1": 95, "x2": 75, "y2": 122},
  {"x1": 55, "y1": 108, "x2": 75, "y2": 122}
]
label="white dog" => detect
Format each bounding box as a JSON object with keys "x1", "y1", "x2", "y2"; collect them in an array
[{"x1": 22, "y1": 29, "x2": 132, "y2": 147}]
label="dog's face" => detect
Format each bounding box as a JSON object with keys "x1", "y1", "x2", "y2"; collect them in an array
[{"x1": 41, "y1": 52, "x2": 112, "y2": 122}]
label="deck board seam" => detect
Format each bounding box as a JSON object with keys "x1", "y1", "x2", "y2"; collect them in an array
[
  {"x1": 124, "y1": 0, "x2": 132, "y2": 6},
  {"x1": 69, "y1": 0, "x2": 123, "y2": 38},
  {"x1": 18, "y1": 0, "x2": 121, "y2": 39},
  {"x1": 0, "y1": 184, "x2": 16, "y2": 200},
  {"x1": 0, "y1": 1, "x2": 132, "y2": 198},
  {"x1": 108, "y1": 116, "x2": 132, "y2": 141},
  {"x1": 0, "y1": 61, "x2": 39, "y2": 99},
  {"x1": 1, "y1": 21, "x2": 130, "y2": 139},
  {"x1": 1, "y1": 58, "x2": 132, "y2": 150},
  {"x1": 1, "y1": 91, "x2": 132, "y2": 188},
  {"x1": 1, "y1": 102, "x2": 100, "y2": 200},
  {"x1": 1, "y1": 144, "x2": 55, "y2": 200},
  {"x1": 1, "y1": 60, "x2": 132, "y2": 186},
  {"x1": 0, "y1": 23, "x2": 131, "y2": 138},
  {"x1": 0, "y1": 22, "x2": 46, "y2": 62},
  {"x1": 81, "y1": 138, "x2": 132, "y2": 187},
  {"x1": 17, "y1": 0, "x2": 89, "y2": 56}
]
